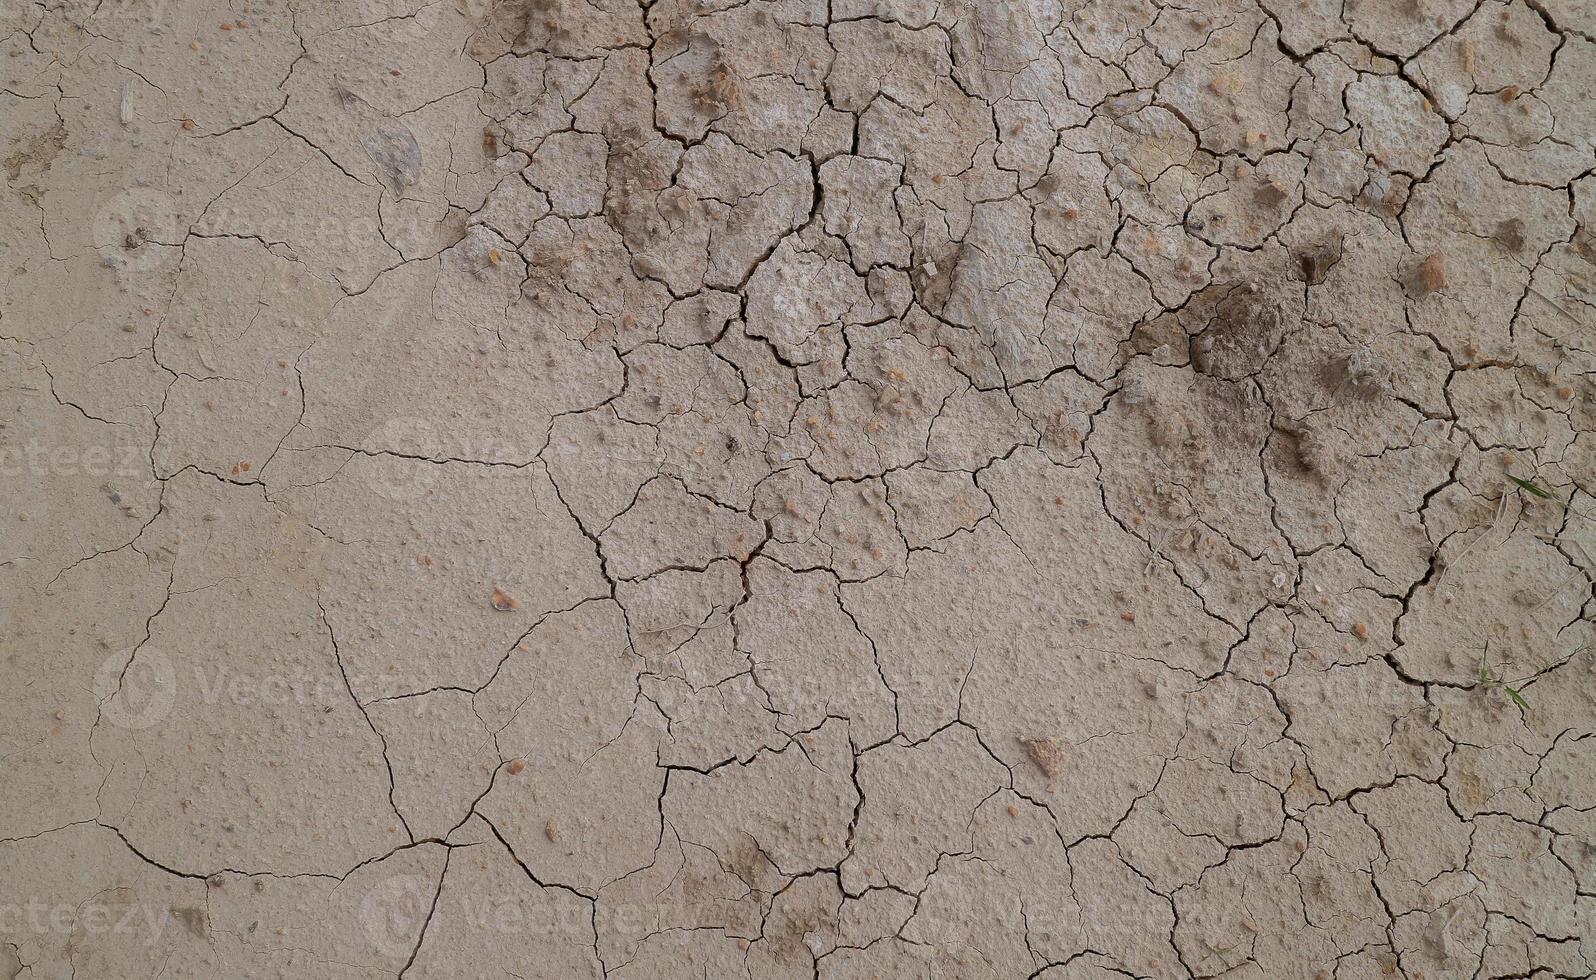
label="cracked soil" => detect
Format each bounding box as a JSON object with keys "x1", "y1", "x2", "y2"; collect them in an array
[{"x1": 3, "y1": 0, "x2": 1596, "y2": 977}]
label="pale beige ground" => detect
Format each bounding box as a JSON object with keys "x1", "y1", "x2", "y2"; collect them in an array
[{"x1": 2, "y1": 0, "x2": 1595, "y2": 977}]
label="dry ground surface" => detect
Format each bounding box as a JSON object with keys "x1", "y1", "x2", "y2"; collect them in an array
[{"x1": 3, "y1": 0, "x2": 1596, "y2": 977}]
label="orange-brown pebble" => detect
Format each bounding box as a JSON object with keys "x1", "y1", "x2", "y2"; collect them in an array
[{"x1": 1416, "y1": 253, "x2": 1446, "y2": 294}]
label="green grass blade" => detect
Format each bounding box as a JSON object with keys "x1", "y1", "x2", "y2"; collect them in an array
[{"x1": 1507, "y1": 475, "x2": 1554, "y2": 499}]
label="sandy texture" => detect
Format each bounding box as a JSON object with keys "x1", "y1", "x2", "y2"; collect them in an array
[{"x1": 3, "y1": 0, "x2": 1595, "y2": 977}]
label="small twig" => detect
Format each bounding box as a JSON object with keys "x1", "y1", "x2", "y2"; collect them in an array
[
  {"x1": 1440, "y1": 489, "x2": 1508, "y2": 584},
  {"x1": 1528, "y1": 567, "x2": 1584, "y2": 615},
  {"x1": 1504, "y1": 641, "x2": 1591, "y2": 690},
  {"x1": 1524, "y1": 285, "x2": 1582, "y2": 324}
]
